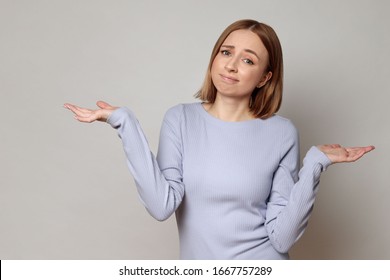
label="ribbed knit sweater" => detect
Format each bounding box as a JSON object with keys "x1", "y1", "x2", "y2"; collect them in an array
[{"x1": 107, "y1": 102, "x2": 332, "y2": 259}]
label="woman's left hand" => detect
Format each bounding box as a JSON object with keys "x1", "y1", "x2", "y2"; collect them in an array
[{"x1": 317, "y1": 144, "x2": 375, "y2": 164}]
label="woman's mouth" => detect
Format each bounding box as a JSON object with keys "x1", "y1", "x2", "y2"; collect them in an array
[{"x1": 220, "y1": 74, "x2": 239, "y2": 83}]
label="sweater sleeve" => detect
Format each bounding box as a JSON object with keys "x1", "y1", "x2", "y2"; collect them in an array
[
  {"x1": 265, "y1": 123, "x2": 332, "y2": 253},
  {"x1": 106, "y1": 107, "x2": 185, "y2": 221}
]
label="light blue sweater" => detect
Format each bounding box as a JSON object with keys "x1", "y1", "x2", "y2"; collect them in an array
[{"x1": 107, "y1": 102, "x2": 332, "y2": 259}]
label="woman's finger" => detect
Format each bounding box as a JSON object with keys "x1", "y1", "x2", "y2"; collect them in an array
[
  {"x1": 344, "y1": 146, "x2": 375, "y2": 162},
  {"x1": 96, "y1": 101, "x2": 111, "y2": 109},
  {"x1": 74, "y1": 113, "x2": 98, "y2": 123},
  {"x1": 64, "y1": 103, "x2": 93, "y2": 115}
]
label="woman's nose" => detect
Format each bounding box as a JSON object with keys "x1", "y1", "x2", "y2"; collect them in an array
[{"x1": 224, "y1": 57, "x2": 238, "y2": 73}]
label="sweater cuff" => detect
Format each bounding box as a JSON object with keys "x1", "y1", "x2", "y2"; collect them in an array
[
  {"x1": 304, "y1": 146, "x2": 333, "y2": 172},
  {"x1": 106, "y1": 107, "x2": 132, "y2": 129}
]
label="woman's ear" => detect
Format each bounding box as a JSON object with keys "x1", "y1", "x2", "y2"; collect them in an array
[{"x1": 257, "y1": 71, "x2": 272, "y2": 88}]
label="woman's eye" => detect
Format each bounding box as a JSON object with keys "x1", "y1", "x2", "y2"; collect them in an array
[
  {"x1": 243, "y1": 59, "x2": 254, "y2": 65},
  {"x1": 221, "y1": 50, "x2": 231, "y2": 56}
]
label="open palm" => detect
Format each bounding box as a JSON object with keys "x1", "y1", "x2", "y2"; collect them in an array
[
  {"x1": 64, "y1": 101, "x2": 118, "y2": 123},
  {"x1": 317, "y1": 144, "x2": 375, "y2": 164}
]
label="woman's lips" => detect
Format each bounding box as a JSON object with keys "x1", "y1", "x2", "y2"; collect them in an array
[{"x1": 220, "y1": 74, "x2": 239, "y2": 83}]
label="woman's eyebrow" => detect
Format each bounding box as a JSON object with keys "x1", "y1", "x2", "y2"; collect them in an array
[{"x1": 221, "y1": 45, "x2": 260, "y2": 59}]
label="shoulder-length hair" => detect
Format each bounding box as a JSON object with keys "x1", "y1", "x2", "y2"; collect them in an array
[{"x1": 195, "y1": 19, "x2": 283, "y2": 119}]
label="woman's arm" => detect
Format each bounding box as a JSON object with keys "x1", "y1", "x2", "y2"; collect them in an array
[
  {"x1": 64, "y1": 101, "x2": 185, "y2": 221},
  {"x1": 264, "y1": 124, "x2": 374, "y2": 253}
]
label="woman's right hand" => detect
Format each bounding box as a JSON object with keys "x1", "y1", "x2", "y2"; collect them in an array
[{"x1": 64, "y1": 101, "x2": 118, "y2": 123}]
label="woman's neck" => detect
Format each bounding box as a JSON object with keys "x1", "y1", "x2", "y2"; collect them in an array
[{"x1": 203, "y1": 96, "x2": 254, "y2": 122}]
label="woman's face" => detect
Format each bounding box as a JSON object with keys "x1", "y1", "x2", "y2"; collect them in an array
[{"x1": 211, "y1": 29, "x2": 271, "y2": 101}]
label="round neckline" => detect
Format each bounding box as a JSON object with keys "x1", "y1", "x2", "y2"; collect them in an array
[{"x1": 195, "y1": 102, "x2": 264, "y2": 128}]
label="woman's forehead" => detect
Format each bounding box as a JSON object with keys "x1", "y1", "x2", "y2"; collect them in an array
[{"x1": 223, "y1": 29, "x2": 268, "y2": 55}]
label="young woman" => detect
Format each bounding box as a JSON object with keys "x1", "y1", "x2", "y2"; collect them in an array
[{"x1": 64, "y1": 19, "x2": 374, "y2": 259}]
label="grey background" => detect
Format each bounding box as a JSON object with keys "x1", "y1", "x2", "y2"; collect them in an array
[{"x1": 0, "y1": 0, "x2": 389, "y2": 259}]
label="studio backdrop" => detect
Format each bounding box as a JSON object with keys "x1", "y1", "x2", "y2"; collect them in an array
[{"x1": 0, "y1": 0, "x2": 389, "y2": 259}]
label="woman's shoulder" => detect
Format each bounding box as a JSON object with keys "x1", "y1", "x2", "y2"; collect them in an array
[
  {"x1": 167, "y1": 102, "x2": 199, "y2": 112},
  {"x1": 166, "y1": 102, "x2": 201, "y2": 115},
  {"x1": 266, "y1": 114, "x2": 298, "y2": 140},
  {"x1": 163, "y1": 102, "x2": 200, "y2": 123},
  {"x1": 267, "y1": 114, "x2": 296, "y2": 129}
]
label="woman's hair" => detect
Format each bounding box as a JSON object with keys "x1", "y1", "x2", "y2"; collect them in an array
[{"x1": 195, "y1": 19, "x2": 283, "y2": 119}]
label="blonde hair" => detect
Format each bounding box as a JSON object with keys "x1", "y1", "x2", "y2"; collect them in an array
[{"x1": 195, "y1": 19, "x2": 283, "y2": 119}]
